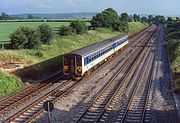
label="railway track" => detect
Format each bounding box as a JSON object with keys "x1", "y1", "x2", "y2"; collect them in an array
[
  {"x1": 100, "y1": 27, "x2": 160, "y2": 123},
  {"x1": 72, "y1": 26, "x2": 158, "y2": 123},
  {"x1": 116, "y1": 27, "x2": 161, "y2": 123},
  {"x1": 3, "y1": 79, "x2": 78, "y2": 123},
  {"x1": 0, "y1": 72, "x2": 64, "y2": 116},
  {"x1": 1, "y1": 25, "x2": 155, "y2": 123}
]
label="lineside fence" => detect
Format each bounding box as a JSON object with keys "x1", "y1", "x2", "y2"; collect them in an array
[{"x1": 0, "y1": 41, "x2": 11, "y2": 49}]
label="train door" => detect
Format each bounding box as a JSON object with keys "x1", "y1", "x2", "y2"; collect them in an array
[
  {"x1": 70, "y1": 56, "x2": 76, "y2": 74},
  {"x1": 64, "y1": 55, "x2": 76, "y2": 75}
]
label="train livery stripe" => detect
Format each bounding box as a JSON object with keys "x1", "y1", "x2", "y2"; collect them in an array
[{"x1": 82, "y1": 40, "x2": 128, "y2": 75}]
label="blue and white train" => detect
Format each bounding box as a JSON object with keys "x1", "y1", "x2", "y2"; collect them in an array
[{"x1": 63, "y1": 34, "x2": 128, "y2": 77}]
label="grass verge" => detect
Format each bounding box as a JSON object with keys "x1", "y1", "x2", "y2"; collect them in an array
[
  {"x1": 0, "y1": 72, "x2": 22, "y2": 99},
  {"x1": 165, "y1": 22, "x2": 180, "y2": 92}
]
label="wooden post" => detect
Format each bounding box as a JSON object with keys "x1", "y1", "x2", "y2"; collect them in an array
[{"x1": 2, "y1": 44, "x2": 4, "y2": 49}]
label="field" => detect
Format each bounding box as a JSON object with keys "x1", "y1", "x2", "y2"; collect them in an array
[{"x1": 0, "y1": 22, "x2": 70, "y2": 41}]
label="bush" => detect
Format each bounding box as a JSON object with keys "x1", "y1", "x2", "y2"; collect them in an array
[
  {"x1": 10, "y1": 27, "x2": 41, "y2": 49},
  {"x1": 91, "y1": 13, "x2": 104, "y2": 28},
  {"x1": 37, "y1": 24, "x2": 53, "y2": 44},
  {"x1": 59, "y1": 26, "x2": 74, "y2": 36},
  {"x1": 70, "y1": 20, "x2": 87, "y2": 34},
  {"x1": 111, "y1": 21, "x2": 129, "y2": 32}
]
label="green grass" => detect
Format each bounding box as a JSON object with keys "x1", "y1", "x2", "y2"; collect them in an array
[
  {"x1": 128, "y1": 22, "x2": 148, "y2": 34},
  {"x1": 0, "y1": 21, "x2": 91, "y2": 41},
  {"x1": 0, "y1": 22, "x2": 70, "y2": 41},
  {"x1": 0, "y1": 22, "x2": 147, "y2": 98},
  {"x1": 0, "y1": 72, "x2": 22, "y2": 99}
]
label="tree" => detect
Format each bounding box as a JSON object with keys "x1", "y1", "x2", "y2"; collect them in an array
[
  {"x1": 133, "y1": 14, "x2": 138, "y2": 22},
  {"x1": 120, "y1": 13, "x2": 129, "y2": 22},
  {"x1": 70, "y1": 20, "x2": 87, "y2": 34},
  {"x1": 166, "y1": 17, "x2": 175, "y2": 24},
  {"x1": 111, "y1": 21, "x2": 129, "y2": 32},
  {"x1": 128, "y1": 15, "x2": 134, "y2": 22},
  {"x1": 91, "y1": 8, "x2": 119, "y2": 28},
  {"x1": 91, "y1": 13, "x2": 104, "y2": 28},
  {"x1": 148, "y1": 15, "x2": 154, "y2": 23},
  {"x1": 27, "y1": 14, "x2": 34, "y2": 19},
  {"x1": 101, "y1": 8, "x2": 119, "y2": 27},
  {"x1": 37, "y1": 24, "x2": 53, "y2": 44},
  {"x1": 59, "y1": 26, "x2": 74, "y2": 36},
  {"x1": 137, "y1": 15, "x2": 141, "y2": 22},
  {"x1": 0, "y1": 12, "x2": 8, "y2": 20},
  {"x1": 154, "y1": 15, "x2": 165, "y2": 24},
  {"x1": 141, "y1": 16, "x2": 148, "y2": 23},
  {"x1": 10, "y1": 27, "x2": 41, "y2": 49}
]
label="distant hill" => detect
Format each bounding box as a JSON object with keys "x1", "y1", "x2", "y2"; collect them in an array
[{"x1": 11, "y1": 12, "x2": 97, "y2": 19}]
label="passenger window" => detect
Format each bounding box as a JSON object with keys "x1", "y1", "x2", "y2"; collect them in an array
[{"x1": 88, "y1": 56, "x2": 91, "y2": 62}]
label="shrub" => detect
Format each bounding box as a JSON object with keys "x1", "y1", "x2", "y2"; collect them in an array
[
  {"x1": 59, "y1": 26, "x2": 74, "y2": 36},
  {"x1": 91, "y1": 13, "x2": 104, "y2": 28},
  {"x1": 10, "y1": 27, "x2": 41, "y2": 49},
  {"x1": 70, "y1": 20, "x2": 87, "y2": 34},
  {"x1": 111, "y1": 21, "x2": 129, "y2": 33},
  {"x1": 37, "y1": 24, "x2": 53, "y2": 44}
]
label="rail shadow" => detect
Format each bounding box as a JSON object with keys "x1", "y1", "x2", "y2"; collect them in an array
[{"x1": 13, "y1": 54, "x2": 64, "y2": 83}]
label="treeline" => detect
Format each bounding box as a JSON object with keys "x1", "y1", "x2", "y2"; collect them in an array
[
  {"x1": 9, "y1": 8, "x2": 146, "y2": 49},
  {"x1": 59, "y1": 8, "x2": 147, "y2": 36},
  {"x1": 0, "y1": 12, "x2": 18, "y2": 20},
  {"x1": 11, "y1": 8, "x2": 177, "y2": 50}
]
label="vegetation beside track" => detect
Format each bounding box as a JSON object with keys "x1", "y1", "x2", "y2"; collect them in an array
[
  {"x1": 165, "y1": 21, "x2": 180, "y2": 92},
  {"x1": 0, "y1": 72, "x2": 22, "y2": 99},
  {"x1": 0, "y1": 22, "x2": 147, "y2": 99},
  {"x1": 0, "y1": 22, "x2": 147, "y2": 66}
]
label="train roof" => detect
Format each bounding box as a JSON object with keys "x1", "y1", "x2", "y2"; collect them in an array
[{"x1": 68, "y1": 34, "x2": 128, "y2": 57}]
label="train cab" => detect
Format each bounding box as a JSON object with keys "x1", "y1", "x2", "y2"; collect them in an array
[{"x1": 63, "y1": 54, "x2": 82, "y2": 76}]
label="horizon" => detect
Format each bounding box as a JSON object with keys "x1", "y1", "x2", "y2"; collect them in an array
[
  {"x1": 10, "y1": 12, "x2": 180, "y2": 18},
  {"x1": 0, "y1": 0, "x2": 180, "y2": 17}
]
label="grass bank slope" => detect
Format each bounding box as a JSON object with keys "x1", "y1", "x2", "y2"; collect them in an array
[
  {"x1": 0, "y1": 72, "x2": 22, "y2": 99},
  {"x1": 165, "y1": 22, "x2": 180, "y2": 92}
]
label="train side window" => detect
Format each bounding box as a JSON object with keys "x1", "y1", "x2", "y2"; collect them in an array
[
  {"x1": 84, "y1": 58, "x2": 86, "y2": 66},
  {"x1": 92, "y1": 55, "x2": 94, "y2": 61},
  {"x1": 88, "y1": 56, "x2": 91, "y2": 62},
  {"x1": 91, "y1": 55, "x2": 94, "y2": 61}
]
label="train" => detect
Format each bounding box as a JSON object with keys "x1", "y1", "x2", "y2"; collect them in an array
[{"x1": 63, "y1": 34, "x2": 128, "y2": 77}]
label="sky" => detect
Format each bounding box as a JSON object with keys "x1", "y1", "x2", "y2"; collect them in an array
[{"x1": 0, "y1": 0, "x2": 179, "y2": 16}]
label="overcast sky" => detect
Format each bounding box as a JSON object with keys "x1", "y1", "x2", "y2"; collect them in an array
[{"x1": 0, "y1": 0, "x2": 179, "y2": 16}]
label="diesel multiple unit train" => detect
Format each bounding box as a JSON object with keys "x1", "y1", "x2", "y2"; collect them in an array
[{"x1": 63, "y1": 34, "x2": 128, "y2": 77}]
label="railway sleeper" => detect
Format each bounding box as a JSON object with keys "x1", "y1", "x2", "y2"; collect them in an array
[{"x1": 82, "y1": 118, "x2": 95, "y2": 122}]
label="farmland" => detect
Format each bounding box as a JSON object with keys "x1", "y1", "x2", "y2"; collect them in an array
[{"x1": 0, "y1": 22, "x2": 70, "y2": 41}]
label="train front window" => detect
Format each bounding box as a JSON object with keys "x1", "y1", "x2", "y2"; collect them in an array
[
  {"x1": 64, "y1": 57, "x2": 68, "y2": 65},
  {"x1": 76, "y1": 56, "x2": 82, "y2": 66}
]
